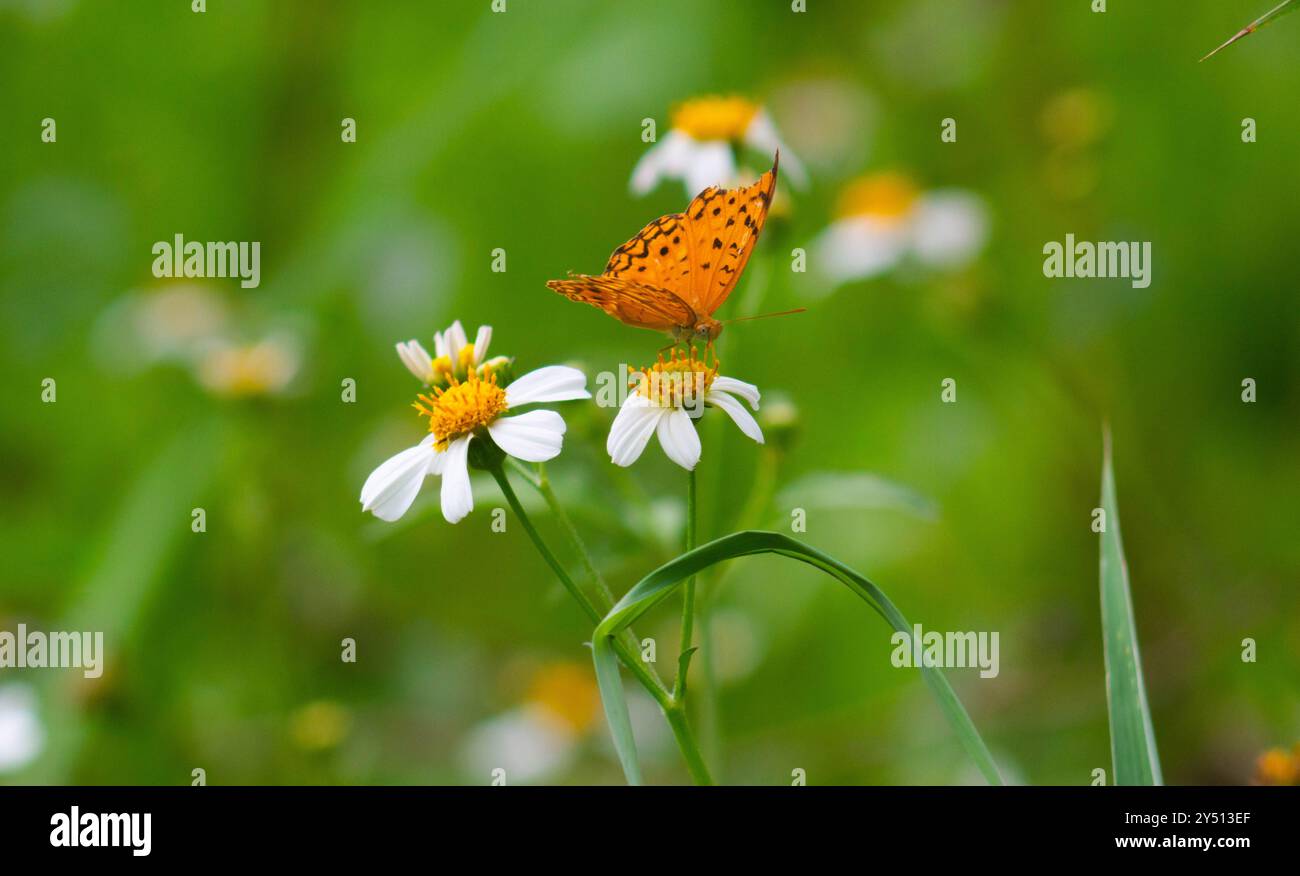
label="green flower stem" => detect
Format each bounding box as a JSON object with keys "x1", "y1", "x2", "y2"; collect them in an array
[
  {"x1": 672, "y1": 468, "x2": 699, "y2": 702},
  {"x1": 664, "y1": 700, "x2": 714, "y2": 786},
  {"x1": 525, "y1": 460, "x2": 617, "y2": 609},
  {"x1": 506, "y1": 458, "x2": 666, "y2": 694},
  {"x1": 492, "y1": 464, "x2": 717, "y2": 782},
  {"x1": 489, "y1": 465, "x2": 670, "y2": 702},
  {"x1": 500, "y1": 460, "x2": 712, "y2": 784}
]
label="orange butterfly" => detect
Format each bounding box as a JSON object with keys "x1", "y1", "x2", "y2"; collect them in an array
[{"x1": 547, "y1": 155, "x2": 781, "y2": 345}]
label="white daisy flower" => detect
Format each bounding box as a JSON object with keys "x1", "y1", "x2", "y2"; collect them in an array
[
  {"x1": 361, "y1": 334, "x2": 590, "y2": 524},
  {"x1": 631, "y1": 95, "x2": 807, "y2": 198},
  {"x1": 395, "y1": 319, "x2": 496, "y2": 387},
  {"x1": 607, "y1": 348, "x2": 762, "y2": 471},
  {"x1": 810, "y1": 172, "x2": 988, "y2": 290}
]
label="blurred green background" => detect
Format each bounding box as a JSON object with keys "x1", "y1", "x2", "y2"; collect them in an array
[{"x1": 1, "y1": 0, "x2": 1296, "y2": 785}]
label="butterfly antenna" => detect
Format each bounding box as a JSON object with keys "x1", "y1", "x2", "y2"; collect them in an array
[{"x1": 720, "y1": 307, "x2": 806, "y2": 326}]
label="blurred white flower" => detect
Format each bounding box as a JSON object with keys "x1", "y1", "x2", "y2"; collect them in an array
[
  {"x1": 93, "y1": 283, "x2": 229, "y2": 372},
  {"x1": 362, "y1": 326, "x2": 590, "y2": 524},
  {"x1": 460, "y1": 662, "x2": 601, "y2": 784},
  {"x1": 0, "y1": 683, "x2": 44, "y2": 773},
  {"x1": 461, "y1": 706, "x2": 577, "y2": 784},
  {"x1": 631, "y1": 95, "x2": 806, "y2": 197},
  {"x1": 810, "y1": 172, "x2": 988, "y2": 291},
  {"x1": 607, "y1": 348, "x2": 762, "y2": 471},
  {"x1": 195, "y1": 333, "x2": 301, "y2": 399}
]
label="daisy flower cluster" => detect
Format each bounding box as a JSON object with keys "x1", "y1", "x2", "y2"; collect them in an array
[
  {"x1": 361, "y1": 322, "x2": 768, "y2": 525},
  {"x1": 355, "y1": 91, "x2": 995, "y2": 787}
]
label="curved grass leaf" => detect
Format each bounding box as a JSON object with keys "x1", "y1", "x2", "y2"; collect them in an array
[
  {"x1": 1099, "y1": 438, "x2": 1163, "y2": 785},
  {"x1": 591, "y1": 530, "x2": 1003, "y2": 786},
  {"x1": 1202, "y1": 0, "x2": 1298, "y2": 61}
]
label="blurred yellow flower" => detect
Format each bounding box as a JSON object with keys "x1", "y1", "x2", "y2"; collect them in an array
[
  {"x1": 1253, "y1": 744, "x2": 1300, "y2": 785},
  {"x1": 670, "y1": 95, "x2": 761, "y2": 142},
  {"x1": 526, "y1": 661, "x2": 601, "y2": 734},
  {"x1": 289, "y1": 700, "x2": 351, "y2": 752},
  {"x1": 196, "y1": 335, "x2": 300, "y2": 399}
]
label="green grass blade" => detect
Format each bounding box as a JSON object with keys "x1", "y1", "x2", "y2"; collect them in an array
[
  {"x1": 1201, "y1": 0, "x2": 1299, "y2": 61},
  {"x1": 591, "y1": 531, "x2": 1003, "y2": 785},
  {"x1": 1099, "y1": 438, "x2": 1163, "y2": 785}
]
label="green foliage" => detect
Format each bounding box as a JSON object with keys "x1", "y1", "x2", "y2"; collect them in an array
[
  {"x1": 1098, "y1": 438, "x2": 1163, "y2": 785},
  {"x1": 592, "y1": 531, "x2": 1002, "y2": 786}
]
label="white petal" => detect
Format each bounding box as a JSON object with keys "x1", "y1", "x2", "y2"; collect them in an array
[
  {"x1": 445, "y1": 320, "x2": 468, "y2": 357},
  {"x1": 488, "y1": 410, "x2": 566, "y2": 463},
  {"x1": 710, "y1": 376, "x2": 760, "y2": 410},
  {"x1": 656, "y1": 407, "x2": 702, "y2": 471},
  {"x1": 439, "y1": 435, "x2": 475, "y2": 524},
  {"x1": 505, "y1": 365, "x2": 590, "y2": 407},
  {"x1": 472, "y1": 324, "x2": 492, "y2": 365},
  {"x1": 744, "y1": 110, "x2": 807, "y2": 188},
  {"x1": 707, "y1": 390, "x2": 765, "y2": 445},
  {"x1": 433, "y1": 330, "x2": 448, "y2": 360},
  {"x1": 360, "y1": 434, "x2": 438, "y2": 522},
  {"x1": 429, "y1": 443, "x2": 449, "y2": 476},
  {"x1": 396, "y1": 340, "x2": 434, "y2": 382},
  {"x1": 607, "y1": 397, "x2": 666, "y2": 467},
  {"x1": 813, "y1": 216, "x2": 908, "y2": 284},
  {"x1": 911, "y1": 191, "x2": 988, "y2": 268},
  {"x1": 629, "y1": 130, "x2": 695, "y2": 196},
  {"x1": 684, "y1": 141, "x2": 737, "y2": 197}
]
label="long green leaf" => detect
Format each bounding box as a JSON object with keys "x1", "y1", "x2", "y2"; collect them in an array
[
  {"x1": 1201, "y1": 0, "x2": 1299, "y2": 61},
  {"x1": 591, "y1": 531, "x2": 1003, "y2": 786},
  {"x1": 1099, "y1": 439, "x2": 1163, "y2": 785}
]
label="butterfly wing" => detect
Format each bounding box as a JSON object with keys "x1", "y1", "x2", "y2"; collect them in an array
[
  {"x1": 546, "y1": 155, "x2": 778, "y2": 332},
  {"x1": 546, "y1": 275, "x2": 697, "y2": 333},
  {"x1": 678, "y1": 155, "x2": 779, "y2": 317},
  {"x1": 602, "y1": 212, "x2": 694, "y2": 292}
]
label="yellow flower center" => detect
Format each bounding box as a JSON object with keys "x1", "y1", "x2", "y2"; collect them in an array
[
  {"x1": 834, "y1": 172, "x2": 921, "y2": 222},
  {"x1": 671, "y1": 95, "x2": 760, "y2": 142},
  {"x1": 413, "y1": 371, "x2": 507, "y2": 450},
  {"x1": 431, "y1": 344, "x2": 477, "y2": 383},
  {"x1": 631, "y1": 347, "x2": 718, "y2": 408}
]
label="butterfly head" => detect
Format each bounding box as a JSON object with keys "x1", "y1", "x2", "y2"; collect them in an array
[{"x1": 692, "y1": 318, "x2": 723, "y2": 344}]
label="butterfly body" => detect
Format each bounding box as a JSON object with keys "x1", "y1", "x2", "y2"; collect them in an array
[{"x1": 547, "y1": 155, "x2": 779, "y2": 343}]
